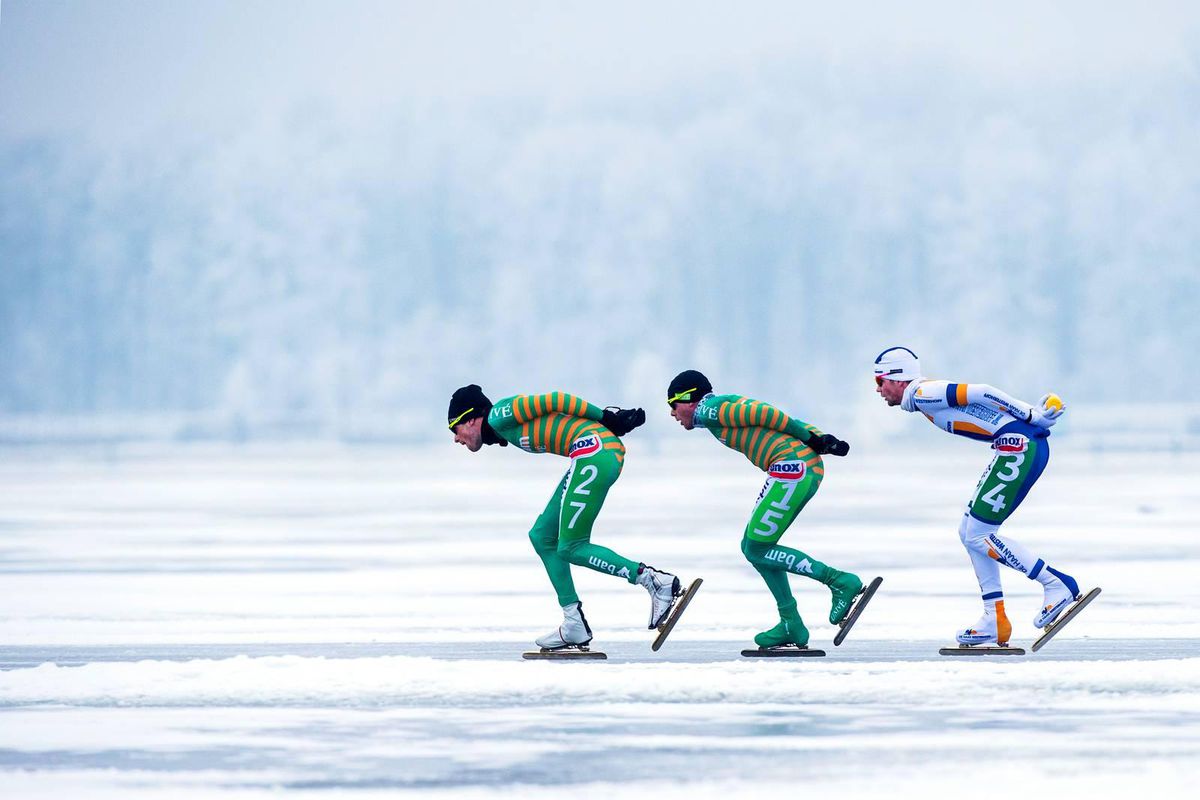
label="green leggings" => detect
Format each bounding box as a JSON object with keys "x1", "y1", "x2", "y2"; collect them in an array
[
  {"x1": 741, "y1": 463, "x2": 835, "y2": 613},
  {"x1": 527, "y1": 448, "x2": 642, "y2": 606}
]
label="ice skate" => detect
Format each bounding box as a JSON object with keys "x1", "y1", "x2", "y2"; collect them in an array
[
  {"x1": 650, "y1": 577, "x2": 703, "y2": 652},
  {"x1": 942, "y1": 600, "x2": 1024, "y2": 655},
  {"x1": 1034, "y1": 568, "x2": 1081, "y2": 629},
  {"x1": 957, "y1": 599, "x2": 1012, "y2": 646},
  {"x1": 637, "y1": 564, "x2": 681, "y2": 629},
  {"x1": 826, "y1": 569, "x2": 864, "y2": 625},
  {"x1": 833, "y1": 576, "x2": 883, "y2": 646},
  {"x1": 743, "y1": 614, "x2": 823, "y2": 656},
  {"x1": 754, "y1": 614, "x2": 809, "y2": 649},
  {"x1": 534, "y1": 601, "x2": 593, "y2": 650},
  {"x1": 1031, "y1": 586, "x2": 1102, "y2": 653},
  {"x1": 956, "y1": 613, "x2": 1009, "y2": 646}
]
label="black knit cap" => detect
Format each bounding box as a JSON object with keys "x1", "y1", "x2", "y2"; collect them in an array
[
  {"x1": 448, "y1": 384, "x2": 492, "y2": 429},
  {"x1": 667, "y1": 370, "x2": 713, "y2": 406}
]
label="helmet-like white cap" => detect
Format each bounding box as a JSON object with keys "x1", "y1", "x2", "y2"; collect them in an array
[{"x1": 873, "y1": 346, "x2": 921, "y2": 382}]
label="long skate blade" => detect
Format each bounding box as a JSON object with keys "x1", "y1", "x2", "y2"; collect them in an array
[
  {"x1": 523, "y1": 647, "x2": 607, "y2": 660},
  {"x1": 651, "y1": 578, "x2": 703, "y2": 652},
  {"x1": 833, "y1": 576, "x2": 883, "y2": 646},
  {"x1": 939, "y1": 645, "x2": 1025, "y2": 656},
  {"x1": 1031, "y1": 587, "x2": 1101, "y2": 653},
  {"x1": 741, "y1": 646, "x2": 826, "y2": 657}
]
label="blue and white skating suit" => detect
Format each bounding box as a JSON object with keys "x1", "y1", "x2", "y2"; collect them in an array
[{"x1": 894, "y1": 375, "x2": 1078, "y2": 637}]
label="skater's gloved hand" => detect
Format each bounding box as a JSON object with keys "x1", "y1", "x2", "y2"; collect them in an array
[
  {"x1": 601, "y1": 407, "x2": 646, "y2": 437},
  {"x1": 1028, "y1": 392, "x2": 1065, "y2": 429},
  {"x1": 808, "y1": 434, "x2": 850, "y2": 457}
]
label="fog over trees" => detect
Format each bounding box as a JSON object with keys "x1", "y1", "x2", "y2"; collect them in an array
[{"x1": 3, "y1": 4, "x2": 1197, "y2": 439}]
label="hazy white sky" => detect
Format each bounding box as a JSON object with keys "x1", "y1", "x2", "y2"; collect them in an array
[{"x1": 3, "y1": 1, "x2": 1198, "y2": 143}]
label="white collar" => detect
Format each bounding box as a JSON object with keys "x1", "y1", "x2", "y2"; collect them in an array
[{"x1": 899, "y1": 379, "x2": 925, "y2": 413}]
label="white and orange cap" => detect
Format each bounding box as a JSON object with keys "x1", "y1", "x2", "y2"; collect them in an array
[{"x1": 873, "y1": 347, "x2": 921, "y2": 383}]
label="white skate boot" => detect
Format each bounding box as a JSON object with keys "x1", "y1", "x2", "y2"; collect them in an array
[
  {"x1": 1034, "y1": 579, "x2": 1079, "y2": 629},
  {"x1": 535, "y1": 601, "x2": 593, "y2": 650},
  {"x1": 957, "y1": 600, "x2": 1013, "y2": 646},
  {"x1": 636, "y1": 564, "x2": 681, "y2": 629}
]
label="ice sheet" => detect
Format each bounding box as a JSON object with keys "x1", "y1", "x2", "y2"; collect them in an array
[{"x1": 1, "y1": 445, "x2": 1198, "y2": 797}]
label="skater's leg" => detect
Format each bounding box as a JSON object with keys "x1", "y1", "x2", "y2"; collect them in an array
[
  {"x1": 741, "y1": 537, "x2": 834, "y2": 583},
  {"x1": 958, "y1": 513, "x2": 1004, "y2": 599},
  {"x1": 961, "y1": 433, "x2": 1078, "y2": 632},
  {"x1": 956, "y1": 513, "x2": 1011, "y2": 643},
  {"x1": 742, "y1": 537, "x2": 798, "y2": 606},
  {"x1": 741, "y1": 539, "x2": 808, "y2": 647},
  {"x1": 554, "y1": 449, "x2": 640, "y2": 583},
  {"x1": 742, "y1": 469, "x2": 829, "y2": 579},
  {"x1": 742, "y1": 466, "x2": 863, "y2": 623},
  {"x1": 528, "y1": 474, "x2": 580, "y2": 607},
  {"x1": 965, "y1": 436, "x2": 1077, "y2": 593},
  {"x1": 740, "y1": 474, "x2": 814, "y2": 626}
]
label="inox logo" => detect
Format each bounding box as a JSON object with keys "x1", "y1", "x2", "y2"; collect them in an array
[
  {"x1": 994, "y1": 435, "x2": 1027, "y2": 453},
  {"x1": 569, "y1": 435, "x2": 602, "y2": 458},
  {"x1": 768, "y1": 461, "x2": 805, "y2": 480},
  {"x1": 570, "y1": 436, "x2": 597, "y2": 453}
]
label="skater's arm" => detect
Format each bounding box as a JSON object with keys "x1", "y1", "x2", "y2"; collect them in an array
[
  {"x1": 510, "y1": 393, "x2": 604, "y2": 424},
  {"x1": 951, "y1": 383, "x2": 1037, "y2": 422},
  {"x1": 779, "y1": 414, "x2": 851, "y2": 455},
  {"x1": 715, "y1": 398, "x2": 818, "y2": 440},
  {"x1": 783, "y1": 417, "x2": 824, "y2": 445}
]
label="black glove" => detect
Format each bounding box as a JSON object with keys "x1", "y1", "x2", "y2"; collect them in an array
[
  {"x1": 808, "y1": 433, "x2": 850, "y2": 457},
  {"x1": 601, "y1": 406, "x2": 646, "y2": 437}
]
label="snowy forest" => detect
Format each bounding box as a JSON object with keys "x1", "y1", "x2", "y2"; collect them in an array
[{"x1": 2, "y1": 4, "x2": 1198, "y2": 441}]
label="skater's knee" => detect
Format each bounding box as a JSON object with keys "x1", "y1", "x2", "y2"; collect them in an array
[
  {"x1": 956, "y1": 515, "x2": 972, "y2": 545},
  {"x1": 556, "y1": 538, "x2": 587, "y2": 564},
  {"x1": 741, "y1": 537, "x2": 770, "y2": 565},
  {"x1": 529, "y1": 526, "x2": 557, "y2": 555},
  {"x1": 959, "y1": 514, "x2": 999, "y2": 552},
  {"x1": 740, "y1": 537, "x2": 756, "y2": 560}
]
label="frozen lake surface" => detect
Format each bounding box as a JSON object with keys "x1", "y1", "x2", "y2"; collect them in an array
[{"x1": 1, "y1": 444, "x2": 1198, "y2": 797}]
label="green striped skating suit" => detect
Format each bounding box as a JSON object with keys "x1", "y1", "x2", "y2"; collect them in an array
[
  {"x1": 689, "y1": 393, "x2": 858, "y2": 629},
  {"x1": 488, "y1": 392, "x2": 645, "y2": 606}
]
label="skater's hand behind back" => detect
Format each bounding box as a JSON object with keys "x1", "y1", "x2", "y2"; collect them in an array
[
  {"x1": 808, "y1": 433, "x2": 850, "y2": 457},
  {"x1": 602, "y1": 407, "x2": 647, "y2": 437}
]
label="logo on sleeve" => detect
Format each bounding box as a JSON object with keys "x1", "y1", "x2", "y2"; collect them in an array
[
  {"x1": 518, "y1": 435, "x2": 545, "y2": 453},
  {"x1": 569, "y1": 434, "x2": 602, "y2": 459},
  {"x1": 964, "y1": 403, "x2": 1004, "y2": 424}
]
